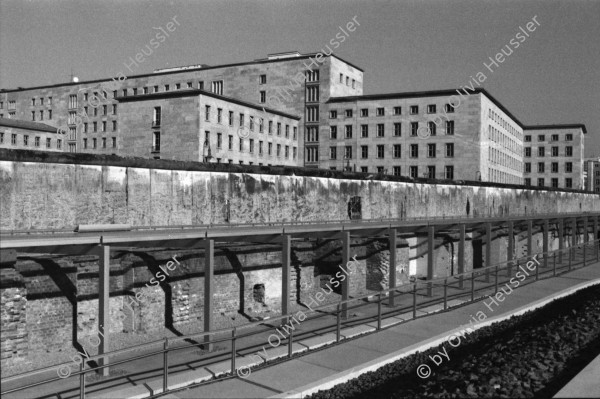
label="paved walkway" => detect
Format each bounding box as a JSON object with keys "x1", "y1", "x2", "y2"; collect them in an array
[
  {"x1": 102, "y1": 263, "x2": 600, "y2": 398},
  {"x1": 554, "y1": 354, "x2": 600, "y2": 398},
  {"x1": 3, "y1": 257, "x2": 599, "y2": 399}
]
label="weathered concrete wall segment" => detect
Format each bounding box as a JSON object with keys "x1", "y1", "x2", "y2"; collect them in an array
[{"x1": 1, "y1": 160, "x2": 598, "y2": 230}]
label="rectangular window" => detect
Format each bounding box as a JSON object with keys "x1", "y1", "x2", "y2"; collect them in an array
[
  {"x1": 187, "y1": 82, "x2": 193, "y2": 88},
  {"x1": 428, "y1": 121, "x2": 436, "y2": 136},
  {"x1": 307, "y1": 106, "x2": 319, "y2": 122},
  {"x1": 268, "y1": 121, "x2": 273, "y2": 134},
  {"x1": 394, "y1": 123, "x2": 401, "y2": 137},
  {"x1": 154, "y1": 85, "x2": 159, "y2": 93},
  {"x1": 565, "y1": 162, "x2": 573, "y2": 173},
  {"x1": 211, "y1": 80, "x2": 223, "y2": 95},
  {"x1": 228, "y1": 135, "x2": 233, "y2": 150},
  {"x1": 68, "y1": 95, "x2": 77, "y2": 109},
  {"x1": 92, "y1": 138, "x2": 97, "y2": 149},
  {"x1": 217, "y1": 108, "x2": 222, "y2": 123},
  {"x1": 445, "y1": 103, "x2": 455, "y2": 113},
  {"x1": 525, "y1": 147, "x2": 531, "y2": 157},
  {"x1": 446, "y1": 121, "x2": 454, "y2": 135},
  {"x1": 154, "y1": 107, "x2": 161, "y2": 125},
  {"x1": 112, "y1": 104, "x2": 117, "y2": 114},
  {"x1": 217, "y1": 133, "x2": 222, "y2": 149},
  {"x1": 82, "y1": 138, "x2": 86, "y2": 149},
  {"x1": 277, "y1": 122, "x2": 281, "y2": 135},
  {"x1": 538, "y1": 178, "x2": 545, "y2": 187},
  {"x1": 39, "y1": 110, "x2": 44, "y2": 120},
  {"x1": 259, "y1": 118, "x2": 264, "y2": 133},
  {"x1": 259, "y1": 140, "x2": 263, "y2": 155},
  {"x1": 306, "y1": 69, "x2": 319, "y2": 82},
  {"x1": 538, "y1": 135, "x2": 545, "y2": 141},
  {"x1": 102, "y1": 137, "x2": 107, "y2": 148},
  {"x1": 393, "y1": 144, "x2": 401, "y2": 158},
  {"x1": 427, "y1": 143, "x2": 436, "y2": 158},
  {"x1": 393, "y1": 166, "x2": 401, "y2": 176},
  {"x1": 305, "y1": 126, "x2": 319, "y2": 142},
  {"x1": 93, "y1": 122, "x2": 97, "y2": 132},
  {"x1": 306, "y1": 86, "x2": 319, "y2": 102},
  {"x1": 84, "y1": 123, "x2": 88, "y2": 133},
  {"x1": 352, "y1": 79, "x2": 355, "y2": 89},
  {"x1": 538, "y1": 147, "x2": 545, "y2": 157},
  {"x1": 427, "y1": 104, "x2": 436, "y2": 113},
  {"x1": 133, "y1": 88, "x2": 138, "y2": 95},
  {"x1": 330, "y1": 146, "x2": 337, "y2": 160},
  {"x1": 259, "y1": 74, "x2": 267, "y2": 84},
  {"x1": 285, "y1": 145, "x2": 289, "y2": 158},
  {"x1": 345, "y1": 109, "x2": 353, "y2": 118},
  {"x1": 376, "y1": 107, "x2": 384, "y2": 116},
  {"x1": 48, "y1": 110, "x2": 52, "y2": 119},
  {"x1": 551, "y1": 134, "x2": 559, "y2": 142},
  {"x1": 377, "y1": 145, "x2": 384, "y2": 159},
  {"x1": 551, "y1": 146, "x2": 559, "y2": 157},
  {"x1": 277, "y1": 144, "x2": 281, "y2": 157},
  {"x1": 249, "y1": 139, "x2": 254, "y2": 153},
  {"x1": 344, "y1": 146, "x2": 352, "y2": 159},
  {"x1": 164, "y1": 85, "x2": 170, "y2": 91},
  {"x1": 565, "y1": 134, "x2": 573, "y2": 141},
  {"x1": 445, "y1": 165, "x2": 454, "y2": 180},
  {"x1": 525, "y1": 162, "x2": 531, "y2": 173},
  {"x1": 551, "y1": 162, "x2": 559, "y2": 173},
  {"x1": 525, "y1": 178, "x2": 531, "y2": 186},
  {"x1": 566, "y1": 146, "x2": 573, "y2": 156},
  {"x1": 377, "y1": 124, "x2": 384, "y2": 137},
  {"x1": 525, "y1": 135, "x2": 532, "y2": 142},
  {"x1": 249, "y1": 116, "x2": 254, "y2": 131},
  {"x1": 410, "y1": 144, "x2": 418, "y2": 158},
  {"x1": 361, "y1": 145, "x2": 368, "y2": 159},
  {"x1": 339, "y1": 73, "x2": 343, "y2": 83},
  {"x1": 445, "y1": 143, "x2": 454, "y2": 157},
  {"x1": 305, "y1": 146, "x2": 317, "y2": 162},
  {"x1": 229, "y1": 111, "x2": 234, "y2": 126},
  {"x1": 204, "y1": 105, "x2": 211, "y2": 121},
  {"x1": 330, "y1": 110, "x2": 337, "y2": 119},
  {"x1": 565, "y1": 178, "x2": 572, "y2": 188},
  {"x1": 411, "y1": 122, "x2": 418, "y2": 136},
  {"x1": 285, "y1": 125, "x2": 289, "y2": 138},
  {"x1": 102, "y1": 121, "x2": 106, "y2": 132},
  {"x1": 427, "y1": 166, "x2": 436, "y2": 179},
  {"x1": 361, "y1": 125, "x2": 368, "y2": 138},
  {"x1": 330, "y1": 126, "x2": 337, "y2": 139},
  {"x1": 345, "y1": 125, "x2": 352, "y2": 139},
  {"x1": 361, "y1": 109, "x2": 368, "y2": 117},
  {"x1": 538, "y1": 162, "x2": 545, "y2": 173},
  {"x1": 198, "y1": 81, "x2": 204, "y2": 90},
  {"x1": 393, "y1": 106, "x2": 401, "y2": 115},
  {"x1": 410, "y1": 105, "x2": 418, "y2": 115},
  {"x1": 293, "y1": 126, "x2": 297, "y2": 140},
  {"x1": 260, "y1": 91, "x2": 266, "y2": 103},
  {"x1": 293, "y1": 147, "x2": 297, "y2": 159},
  {"x1": 57, "y1": 139, "x2": 62, "y2": 149},
  {"x1": 31, "y1": 111, "x2": 35, "y2": 121},
  {"x1": 239, "y1": 138, "x2": 244, "y2": 152},
  {"x1": 410, "y1": 166, "x2": 418, "y2": 178},
  {"x1": 268, "y1": 143, "x2": 273, "y2": 156},
  {"x1": 34, "y1": 136, "x2": 40, "y2": 147}
]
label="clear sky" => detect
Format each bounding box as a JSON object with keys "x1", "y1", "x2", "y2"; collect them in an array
[{"x1": 1, "y1": 0, "x2": 598, "y2": 156}]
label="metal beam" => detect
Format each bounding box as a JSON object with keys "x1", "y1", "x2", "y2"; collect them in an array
[
  {"x1": 427, "y1": 226, "x2": 435, "y2": 296},
  {"x1": 507, "y1": 221, "x2": 514, "y2": 276},
  {"x1": 485, "y1": 223, "x2": 491, "y2": 283},
  {"x1": 389, "y1": 228, "x2": 397, "y2": 307},
  {"x1": 527, "y1": 220, "x2": 533, "y2": 258},
  {"x1": 90, "y1": 245, "x2": 110, "y2": 377},
  {"x1": 341, "y1": 231, "x2": 350, "y2": 319},
  {"x1": 558, "y1": 219, "x2": 564, "y2": 264},
  {"x1": 204, "y1": 239, "x2": 214, "y2": 351},
  {"x1": 543, "y1": 219, "x2": 549, "y2": 269},
  {"x1": 281, "y1": 234, "x2": 291, "y2": 320},
  {"x1": 458, "y1": 224, "x2": 465, "y2": 289}
]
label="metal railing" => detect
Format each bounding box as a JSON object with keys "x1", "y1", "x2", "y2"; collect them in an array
[{"x1": 2, "y1": 239, "x2": 598, "y2": 398}]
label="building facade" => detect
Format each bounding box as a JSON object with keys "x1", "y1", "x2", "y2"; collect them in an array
[
  {"x1": 522, "y1": 125, "x2": 586, "y2": 189},
  {"x1": 0, "y1": 51, "x2": 362, "y2": 162},
  {"x1": 584, "y1": 157, "x2": 600, "y2": 192},
  {"x1": 117, "y1": 90, "x2": 300, "y2": 165},
  {"x1": 0, "y1": 118, "x2": 64, "y2": 152},
  {"x1": 323, "y1": 89, "x2": 524, "y2": 183}
]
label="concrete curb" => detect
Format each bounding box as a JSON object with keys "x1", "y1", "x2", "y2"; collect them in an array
[{"x1": 270, "y1": 278, "x2": 600, "y2": 398}]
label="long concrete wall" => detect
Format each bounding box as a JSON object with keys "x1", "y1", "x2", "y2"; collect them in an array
[{"x1": 1, "y1": 159, "x2": 599, "y2": 230}]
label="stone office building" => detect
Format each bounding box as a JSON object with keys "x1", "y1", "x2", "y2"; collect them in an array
[
  {"x1": 522, "y1": 125, "x2": 586, "y2": 189},
  {"x1": 0, "y1": 51, "x2": 362, "y2": 163},
  {"x1": 584, "y1": 157, "x2": 600, "y2": 192},
  {"x1": 0, "y1": 117, "x2": 64, "y2": 152},
  {"x1": 324, "y1": 88, "x2": 525, "y2": 184},
  {"x1": 116, "y1": 90, "x2": 300, "y2": 165}
]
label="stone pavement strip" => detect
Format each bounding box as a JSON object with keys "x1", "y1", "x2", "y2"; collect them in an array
[{"x1": 84, "y1": 263, "x2": 600, "y2": 399}]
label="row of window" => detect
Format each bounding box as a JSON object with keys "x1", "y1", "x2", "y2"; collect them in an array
[
  {"x1": 488, "y1": 108, "x2": 520, "y2": 139},
  {"x1": 31, "y1": 110, "x2": 52, "y2": 121},
  {"x1": 330, "y1": 103, "x2": 455, "y2": 119},
  {"x1": 328, "y1": 143, "x2": 455, "y2": 160},
  {"x1": 0, "y1": 112, "x2": 16, "y2": 119},
  {"x1": 318, "y1": 121, "x2": 455, "y2": 141},
  {"x1": 525, "y1": 133, "x2": 573, "y2": 142},
  {"x1": 0, "y1": 101, "x2": 17, "y2": 110},
  {"x1": 524, "y1": 146, "x2": 574, "y2": 157},
  {"x1": 488, "y1": 147, "x2": 522, "y2": 172},
  {"x1": 525, "y1": 178, "x2": 573, "y2": 188},
  {"x1": 524, "y1": 162, "x2": 574, "y2": 173},
  {"x1": 28, "y1": 97, "x2": 53, "y2": 107},
  {"x1": 199, "y1": 130, "x2": 298, "y2": 159},
  {"x1": 0, "y1": 133, "x2": 62, "y2": 149},
  {"x1": 71, "y1": 104, "x2": 117, "y2": 118},
  {"x1": 488, "y1": 168, "x2": 522, "y2": 184},
  {"x1": 82, "y1": 137, "x2": 117, "y2": 149},
  {"x1": 488, "y1": 125, "x2": 519, "y2": 155},
  {"x1": 330, "y1": 164, "x2": 456, "y2": 179},
  {"x1": 338, "y1": 73, "x2": 357, "y2": 89},
  {"x1": 200, "y1": 106, "x2": 297, "y2": 140},
  {"x1": 81, "y1": 120, "x2": 117, "y2": 133}
]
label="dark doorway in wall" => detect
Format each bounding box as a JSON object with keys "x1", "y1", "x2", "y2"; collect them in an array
[
  {"x1": 348, "y1": 196, "x2": 362, "y2": 220},
  {"x1": 253, "y1": 284, "x2": 265, "y2": 304}
]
